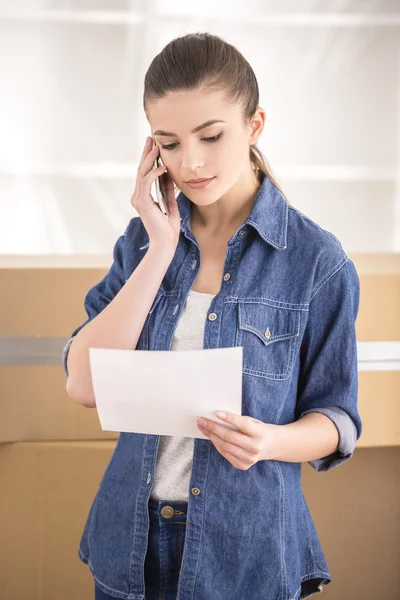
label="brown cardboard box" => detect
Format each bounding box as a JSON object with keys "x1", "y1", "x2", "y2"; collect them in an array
[
  {"x1": 0, "y1": 365, "x2": 118, "y2": 442},
  {"x1": 0, "y1": 440, "x2": 116, "y2": 599},
  {"x1": 357, "y1": 371, "x2": 400, "y2": 447},
  {"x1": 0, "y1": 265, "x2": 119, "y2": 442},
  {"x1": 0, "y1": 440, "x2": 399, "y2": 600}
]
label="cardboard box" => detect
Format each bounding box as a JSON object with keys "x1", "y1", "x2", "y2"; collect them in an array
[
  {"x1": 0, "y1": 440, "x2": 116, "y2": 600},
  {"x1": 0, "y1": 365, "x2": 118, "y2": 442},
  {"x1": 0, "y1": 265, "x2": 119, "y2": 442},
  {"x1": 0, "y1": 440, "x2": 399, "y2": 600}
]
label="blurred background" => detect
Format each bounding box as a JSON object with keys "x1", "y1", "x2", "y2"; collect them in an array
[
  {"x1": 0, "y1": 1, "x2": 399, "y2": 599},
  {"x1": 0, "y1": 0, "x2": 399, "y2": 256}
]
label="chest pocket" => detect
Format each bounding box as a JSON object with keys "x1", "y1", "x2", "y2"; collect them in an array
[{"x1": 236, "y1": 301, "x2": 301, "y2": 380}]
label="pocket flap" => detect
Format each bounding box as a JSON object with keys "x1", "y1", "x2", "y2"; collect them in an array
[{"x1": 238, "y1": 302, "x2": 300, "y2": 347}]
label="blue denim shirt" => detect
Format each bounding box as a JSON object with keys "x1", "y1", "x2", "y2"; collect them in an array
[{"x1": 62, "y1": 172, "x2": 362, "y2": 600}]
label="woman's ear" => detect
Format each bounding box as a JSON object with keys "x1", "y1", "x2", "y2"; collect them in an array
[{"x1": 249, "y1": 108, "x2": 266, "y2": 144}]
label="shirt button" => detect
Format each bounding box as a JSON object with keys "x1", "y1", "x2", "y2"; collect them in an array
[
  {"x1": 160, "y1": 506, "x2": 174, "y2": 519},
  {"x1": 208, "y1": 312, "x2": 217, "y2": 321},
  {"x1": 264, "y1": 328, "x2": 271, "y2": 339},
  {"x1": 223, "y1": 273, "x2": 231, "y2": 281},
  {"x1": 191, "y1": 487, "x2": 201, "y2": 496},
  {"x1": 238, "y1": 230, "x2": 246, "y2": 237}
]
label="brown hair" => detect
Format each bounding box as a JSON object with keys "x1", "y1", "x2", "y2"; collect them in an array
[{"x1": 143, "y1": 31, "x2": 289, "y2": 203}]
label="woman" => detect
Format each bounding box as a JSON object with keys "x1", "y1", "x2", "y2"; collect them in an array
[{"x1": 63, "y1": 32, "x2": 362, "y2": 600}]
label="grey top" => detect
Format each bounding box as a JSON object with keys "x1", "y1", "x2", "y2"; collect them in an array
[{"x1": 151, "y1": 288, "x2": 217, "y2": 501}]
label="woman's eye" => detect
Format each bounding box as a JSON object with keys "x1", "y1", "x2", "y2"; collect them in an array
[{"x1": 160, "y1": 131, "x2": 224, "y2": 151}]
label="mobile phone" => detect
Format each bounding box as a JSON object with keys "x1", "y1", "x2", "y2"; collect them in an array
[{"x1": 152, "y1": 139, "x2": 170, "y2": 218}]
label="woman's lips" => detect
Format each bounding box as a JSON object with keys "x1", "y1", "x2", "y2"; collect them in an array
[{"x1": 185, "y1": 177, "x2": 215, "y2": 189}]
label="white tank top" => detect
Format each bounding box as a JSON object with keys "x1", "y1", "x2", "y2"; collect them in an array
[{"x1": 150, "y1": 289, "x2": 216, "y2": 501}]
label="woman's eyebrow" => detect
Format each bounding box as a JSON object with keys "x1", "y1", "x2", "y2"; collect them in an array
[{"x1": 153, "y1": 119, "x2": 226, "y2": 137}]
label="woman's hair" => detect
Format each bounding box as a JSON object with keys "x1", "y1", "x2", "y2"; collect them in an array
[{"x1": 143, "y1": 31, "x2": 289, "y2": 203}]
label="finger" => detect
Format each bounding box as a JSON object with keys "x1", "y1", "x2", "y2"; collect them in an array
[
  {"x1": 158, "y1": 170, "x2": 177, "y2": 204},
  {"x1": 199, "y1": 419, "x2": 254, "y2": 454},
  {"x1": 138, "y1": 137, "x2": 153, "y2": 172},
  {"x1": 142, "y1": 164, "x2": 167, "y2": 190},
  {"x1": 138, "y1": 138, "x2": 161, "y2": 178},
  {"x1": 158, "y1": 169, "x2": 174, "y2": 190},
  {"x1": 140, "y1": 145, "x2": 161, "y2": 178},
  {"x1": 222, "y1": 448, "x2": 251, "y2": 470},
  {"x1": 216, "y1": 411, "x2": 260, "y2": 435},
  {"x1": 207, "y1": 432, "x2": 253, "y2": 468}
]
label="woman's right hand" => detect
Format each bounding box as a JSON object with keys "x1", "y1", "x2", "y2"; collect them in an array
[{"x1": 130, "y1": 136, "x2": 181, "y2": 250}]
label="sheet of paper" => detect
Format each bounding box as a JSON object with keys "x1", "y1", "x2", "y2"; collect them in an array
[{"x1": 89, "y1": 346, "x2": 243, "y2": 439}]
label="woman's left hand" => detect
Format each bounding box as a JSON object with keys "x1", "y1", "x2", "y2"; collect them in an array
[{"x1": 197, "y1": 411, "x2": 280, "y2": 470}]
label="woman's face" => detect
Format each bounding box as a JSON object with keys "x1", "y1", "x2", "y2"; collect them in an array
[{"x1": 147, "y1": 88, "x2": 261, "y2": 206}]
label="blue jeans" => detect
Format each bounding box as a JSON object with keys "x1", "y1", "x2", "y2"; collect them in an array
[{"x1": 94, "y1": 497, "x2": 188, "y2": 600}]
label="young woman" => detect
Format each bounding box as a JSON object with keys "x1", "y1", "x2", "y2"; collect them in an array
[{"x1": 63, "y1": 32, "x2": 362, "y2": 600}]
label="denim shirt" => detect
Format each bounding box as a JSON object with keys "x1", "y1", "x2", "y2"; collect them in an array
[{"x1": 62, "y1": 172, "x2": 362, "y2": 600}]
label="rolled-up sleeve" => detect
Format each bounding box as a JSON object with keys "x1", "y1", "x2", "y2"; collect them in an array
[
  {"x1": 62, "y1": 336, "x2": 76, "y2": 380},
  {"x1": 62, "y1": 226, "x2": 129, "y2": 381},
  {"x1": 294, "y1": 255, "x2": 362, "y2": 472}
]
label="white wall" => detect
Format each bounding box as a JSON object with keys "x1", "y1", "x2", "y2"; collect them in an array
[{"x1": 0, "y1": 0, "x2": 399, "y2": 255}]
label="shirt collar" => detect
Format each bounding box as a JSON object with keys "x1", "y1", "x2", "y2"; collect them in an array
[{"x1": 177, "y1": 171, "x2": 288, "y2": 250}]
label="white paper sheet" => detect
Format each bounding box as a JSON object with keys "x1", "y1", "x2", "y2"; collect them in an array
[{"x1": 89, "y1": 346, "x2": 243, "y2": 439}]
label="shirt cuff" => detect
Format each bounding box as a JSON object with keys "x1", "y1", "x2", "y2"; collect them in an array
[
  {"x1": 299, "y1": 407, "x2": 358, "y2": 472},
  {"x1": 61, "y1": 336, "x2": 75, "y2": 380}
]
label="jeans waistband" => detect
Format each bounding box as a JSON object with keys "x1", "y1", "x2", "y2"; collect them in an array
[{"x1": 148, "y1": 497, "x2": 188, "y2": 525}]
